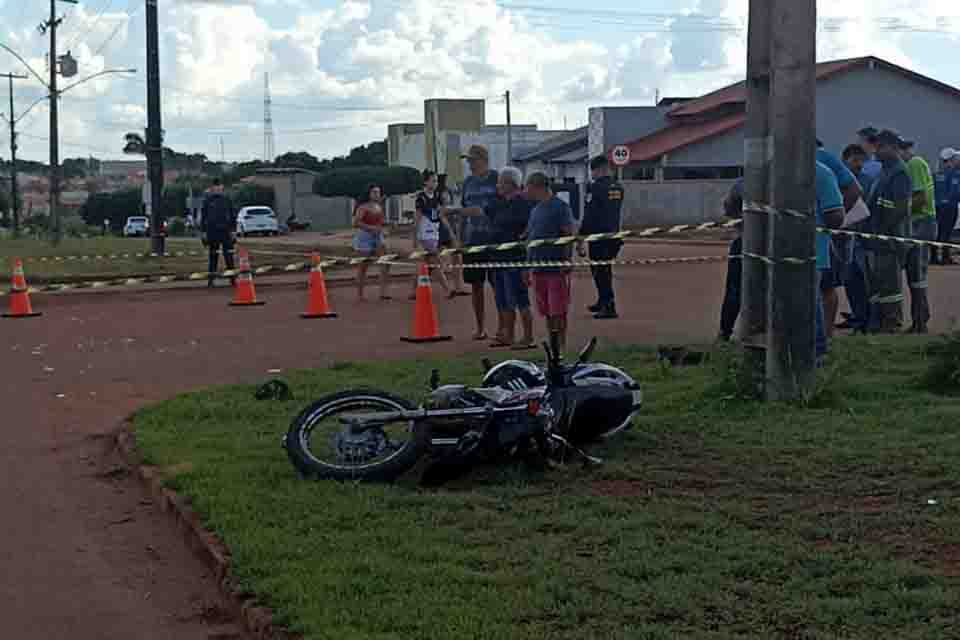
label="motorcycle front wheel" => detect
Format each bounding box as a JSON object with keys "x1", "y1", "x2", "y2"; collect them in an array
[{"x1": 284, "y1": 390, "x2": 428, "y2": 482}]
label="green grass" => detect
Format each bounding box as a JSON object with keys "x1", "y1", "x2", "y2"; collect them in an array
[
  {"x1": 0, "y1": 236, "x2": 351, "y2": 283},
  {"x1": 134, "y1": 337, "x2": 960, "y2": 639},
  {"x1": 0, "y1": 236, "x2": 202, "y2": 281}
]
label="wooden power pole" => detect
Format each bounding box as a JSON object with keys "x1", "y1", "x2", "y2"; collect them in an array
[
  {"x1": 741, "y1": 0, "x2": 772, "y2": 395},
  {"x1": 146, "y1": 0, "x2": 165, "y2": 255},
  {"x1": 767, "y1": 0, "x2": 818, "y2": 400}
]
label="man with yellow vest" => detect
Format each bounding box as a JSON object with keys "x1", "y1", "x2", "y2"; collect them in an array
[{"x1": 898, "y1": 139, "x2": 937, "y2": 334}]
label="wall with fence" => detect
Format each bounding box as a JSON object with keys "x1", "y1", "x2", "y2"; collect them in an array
[
  {"x1": 621, "y1": 179, "x2": 736, "y2": 227},
  {"x1": 295, "y1": 196, "x2": 355, "y2": 231}
]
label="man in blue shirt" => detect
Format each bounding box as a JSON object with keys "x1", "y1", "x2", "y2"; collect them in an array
[
  {"x1": 524, "y1": 172, "x2": 577, "y2": 352},
  {"x1": 838, "y1": 144, "x2": 870, "y2": 332},
  {"x1": 856, "y1": 127, "x2": 884, "y2": 195},
  {"x1": 816, "y1": 162, "x2": 846, "y2": 360},
  {"x1": 934, "y1": 147, "x2": 959, "y2": 265},
  {"x1": 816, "y1": 140, "x2": 862, "y2": 340},
  {"x1": 459, "y1": 145, "x2": 499, "y2": 340},
  {"x1": 864, "y1": 129, "x2": 913, "y2": 333}
]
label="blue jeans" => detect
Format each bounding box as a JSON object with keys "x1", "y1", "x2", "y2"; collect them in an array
[
  {"x1": 493, "y1": 269, "x2": 530, "y2": 312},
  {"x1": 845, "y1": 240, "x2": 870, "y2": 330}
]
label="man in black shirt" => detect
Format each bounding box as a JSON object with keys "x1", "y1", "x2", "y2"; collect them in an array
[
  {"x1": 201, "y1": 178, "x2": 237, "y2": 287},
  {"x1": 578, "y1": 155, "x2": 625, "y2": 319}
]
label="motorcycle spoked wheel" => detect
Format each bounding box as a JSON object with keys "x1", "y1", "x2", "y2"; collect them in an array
[{"x1": 284, "y1": 390, "x2": 429, "y2": 482}]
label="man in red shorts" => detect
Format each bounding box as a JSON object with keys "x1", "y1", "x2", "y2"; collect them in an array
[{"x1": 523, "y1": 172, "x2": 577, "y2": 352}]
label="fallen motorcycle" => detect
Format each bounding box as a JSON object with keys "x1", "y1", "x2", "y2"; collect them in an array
[{"x1": 282, "y1": 337, "x2": 642, "y2": 484}]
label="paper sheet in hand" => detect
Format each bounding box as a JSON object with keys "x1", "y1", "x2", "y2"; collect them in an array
[{"x1": 843, "y1": 198, "x2": 870, "y2": 228}]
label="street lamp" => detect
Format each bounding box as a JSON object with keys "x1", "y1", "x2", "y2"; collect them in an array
[{"x1": 2, "y1": 39, "x2": 137, "y2": 243}]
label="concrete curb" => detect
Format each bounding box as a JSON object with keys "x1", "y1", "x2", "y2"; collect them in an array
[{"x1": 114, "y1": 425, "x2": 301, "y2": 640}]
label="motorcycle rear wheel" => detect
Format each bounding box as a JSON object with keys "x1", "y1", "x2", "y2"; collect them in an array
[{"x1": 284, "y1": 390, "x2": 428, "y2": 482}]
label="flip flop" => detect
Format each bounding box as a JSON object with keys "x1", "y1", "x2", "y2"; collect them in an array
[
  {"x1": 489, "y1": 340, "x2": 512, "y2": 348},
  {"x1": 511, "y1": 342, "x2": 537, "y2": 351},
  {"x1": 472, "y1": 332, "x2": 489, "y2": 341},
  {"x1": 380, "y1": 295, "x2": 393, "y2": 301}
]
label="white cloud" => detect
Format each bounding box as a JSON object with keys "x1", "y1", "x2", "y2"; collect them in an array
[{"x1": 2, "y1": 0, "x2": 960, "y2": 162}]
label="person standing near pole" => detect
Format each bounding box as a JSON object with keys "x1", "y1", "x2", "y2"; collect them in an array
[
  {"x1": 863, "y1": 130, "x2": 912, "y2": 333},
  {"x1": 898, "y1": 139, "x2": 937, "y2": 333},
  {"x1": 578, "y1": 154, "x2": 624, "y2": 320},
  {"x1": 934, "y1": 148, "x2": 959, "y2": 265},
  {"x1": 201, "y1": 178, "x2": 237, "y2": 288},
  {"x1": 459, "y1": 145, "x2": 499, "y2": 341},
  {"x1": 524, "y1": 172, "x2": 577, "y2": 352}
]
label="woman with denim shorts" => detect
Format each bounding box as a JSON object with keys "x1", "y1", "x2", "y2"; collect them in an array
[{"x1": 353, "y1": 184, "x2": 391, "y2": 301}]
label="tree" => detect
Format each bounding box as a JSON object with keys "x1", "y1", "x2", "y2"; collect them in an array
[
  {"x1": 274, "y1": 151, "x2": 323, "y2": 172},
  {"x1": 314, "y1": 166, "x2": 420, "y2": 199},
  {"x1": 80, "y1": 188, "x2": 143, "y2": 231},
  {"x1": 123, "y1": 132, "x2": 146, "y2": 156},
  {"x1": 231, "y1": 183, "x2": 275, "y2": 209}
]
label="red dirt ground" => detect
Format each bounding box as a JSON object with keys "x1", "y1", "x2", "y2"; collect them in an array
[{"x1": 1, "y1": 241, "x2": 958, "y2": 638}]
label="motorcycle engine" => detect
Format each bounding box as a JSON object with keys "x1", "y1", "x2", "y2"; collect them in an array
[{"x1": 425, "y1": 385, "x2": 474, "y2": 410}]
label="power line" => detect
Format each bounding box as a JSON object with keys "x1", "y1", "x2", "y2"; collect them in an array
[{"x1": 64, "y1": 0, "x2": 117, "y2": 53}]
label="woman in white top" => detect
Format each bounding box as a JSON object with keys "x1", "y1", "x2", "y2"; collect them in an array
[{"x1": 410, "y1": 170, "x2": 455, "y2": 298}]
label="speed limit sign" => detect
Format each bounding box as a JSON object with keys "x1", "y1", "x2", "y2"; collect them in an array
[{"x1": 611, "y1": 145, "x2": 631, "y2": 167}]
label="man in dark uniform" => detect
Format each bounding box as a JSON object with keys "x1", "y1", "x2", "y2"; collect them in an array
[
  {"x1": 863, "y1": 130, "x2": 912, "y2": 333},
  {"x1": 201, "y1": 178, "x2": 237, "y2": 288},
  {"x1": 579, "y1": 154, "x2": 625, "y2": 319}
]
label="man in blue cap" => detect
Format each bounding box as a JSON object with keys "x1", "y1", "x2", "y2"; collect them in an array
[{"x1": 863, "y1": 129, "x2": 912, "y2": 333}]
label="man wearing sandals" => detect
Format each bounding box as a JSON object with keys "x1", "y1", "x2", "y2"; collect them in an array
[
  {"x1": 524, "y1": 172, "x2": 577, "y2": 352},
  {"x1": 458, "y1": 145, "x2": 499, "y2": 340},
  {"x1": 442, "y1": 166, "x2": 536, "y2": 350}
]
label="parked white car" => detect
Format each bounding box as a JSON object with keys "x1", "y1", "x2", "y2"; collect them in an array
[
  {"x1": 236, "y1": 206, "x2": 280, "y2": 237},
  {"x1": 123, "y1": 216, "x2": 150, "y2": 237}
]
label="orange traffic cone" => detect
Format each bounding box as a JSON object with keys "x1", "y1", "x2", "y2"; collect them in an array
[
  {"x1": 402, "y1": 263, "x2": 451, "y2": 343},
  {"x1": 301, "y1": 254, "x2": 337, "y2": 319},
  {"x1": 4, "y1": 259, "x2": 41, "y2": 318},
  {"x1": 229, "y1": 248, "x2": 266, "y2": 307}
]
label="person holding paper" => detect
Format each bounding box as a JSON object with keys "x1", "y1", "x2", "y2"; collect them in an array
[{"x1": 817, "y1": 141, "x2": 863, "y2": 338}]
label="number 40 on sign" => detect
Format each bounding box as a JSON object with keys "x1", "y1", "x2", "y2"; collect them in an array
[{"x1": 611, "y1": 145, "x2": 631, "y2": 167}]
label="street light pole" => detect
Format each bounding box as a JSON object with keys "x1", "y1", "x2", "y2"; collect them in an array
[{"x1": 3, "y1": 72, "x2": 28, "y2": 235}]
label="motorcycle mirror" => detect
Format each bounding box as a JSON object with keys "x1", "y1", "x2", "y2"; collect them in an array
[
  {"x1": 577, "y1": 337, "x2": 598, "y2": 364},
  {"x1": 429, "y1": 369, "x2": 440, "y2": 391}
]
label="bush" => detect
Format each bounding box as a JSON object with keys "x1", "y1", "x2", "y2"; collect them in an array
[
  {"x1": 62, "y1": 215, "x2": 91, "y2": 238},
  {"x1": 167, "y1": 216, "x2": 188, "y2": 236},
  {"x1": 922, "y1": 331, "x2": 960, "y2": 395}
]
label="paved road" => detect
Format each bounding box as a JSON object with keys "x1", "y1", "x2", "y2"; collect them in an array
[{"x1": 1, "y1": 240, "x2": 957, "y2": 638}]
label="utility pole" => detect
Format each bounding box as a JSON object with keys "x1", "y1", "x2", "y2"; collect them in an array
[
  {"x1": 2, "y1": 73, "x2": 28, "y2": 235},
  {"x1": 741, "y1": 0, "x2": 772, "y2": 395},
  {"x1": 505, "y1": 90, "x2": 512, "y2": 166},
  {"x1": 767, "y1": 0, "x2": 818, "y2": 400},
  {"x1": 146, "y1": 0, "x2": 165, "y2": 254}
]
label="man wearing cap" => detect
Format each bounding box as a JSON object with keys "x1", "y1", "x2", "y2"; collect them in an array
[
  {"x1": 578, "y1": 154, "x2": 625, "y2": 319},
  {"x1": 863, "y1": 130, "x2": 912, "y2": 333},
  {"x1": 459, "y1": 144, "x2": 499, "y2": 340},
  {"x1": 934, "y1": 148, "x2": 959, "y2": 265},
  {"x1": 899, "y1": 139, "x2": 937, "y2": 333}
]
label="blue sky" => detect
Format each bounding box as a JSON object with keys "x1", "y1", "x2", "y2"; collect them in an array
[{"x1": 2, "y1": 0, "x2": 960, "y2": 164}]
